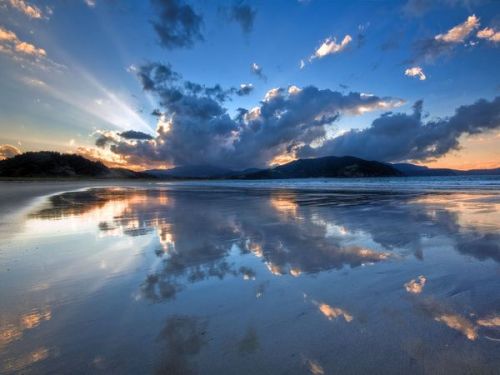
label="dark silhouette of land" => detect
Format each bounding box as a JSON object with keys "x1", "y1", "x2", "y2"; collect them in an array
[{"x1": 1, "y1": 151, "x2": 499, "y2": 179}]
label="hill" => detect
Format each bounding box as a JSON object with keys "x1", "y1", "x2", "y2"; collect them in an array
[
  {"x1": 392, "y1": 163, "x2": 500, "y2": 176},
  {"x1": 238, "y1": 156, "x2": 402, "y2": 179},
  {"x1": 0, "y1": 152, "x2": 151, "y2": 179},
  {"x1": 146, "y1": 165, "x2": 233, "y2": 179}
]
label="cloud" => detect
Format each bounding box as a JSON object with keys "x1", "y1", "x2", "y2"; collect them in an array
[
  {"x1": 405, "y1": 66, "x2": 426, "y2": 80},
  {"x1": 7, "y1": 0, "x2": 44, "y2": 19},
  {"x1": 0, "y1": 26, "x2": 60, "y2": 69},
  {"x1": 150, "y1": 0, "x2": 203, "y2": 49},
  {"x1": 94, "y1": 63, "x2": 403, "y2": 169},
  {"x1": 0, "y1": 144, "x2": 21, "y2": 160},
  {"x1": 235, "y1": 83, "x2": 254, "y2": 96},
  {"x1": 0, "y1": 27, "x2": 46, "y2": 58},
  {"x1": 250, "y1": 62, "x2": 266, "y2": 81},
  {"x1": 435, "y1": 14, "x2": 479, "y2": 43},
  {"x1": 298, "y1": 96, "x2": 500, "y2": 163},
  {"x1": 119, "y1": 130, "x2": 154, "y2": 140},
  {"x1": 412, "y1": 15, "x2": 480, "y2": 63},
  {"x1": 84, "y1": 0, "x2": 96, "y2": 7},
  {"x1": 226, "y1": 2, "x2": 256, "y2": 34},
  {"x1": 310, "y1": 34, "x2": 352, "y2": 61},
  {"x1": 477, "y1": 27, "x2": 500, "y2": 42},
  {"x1": 14, "y1": 41, "x2": 46, "y2": 57},
  {"x1": 0, "y1": 28, "x2": 17, "y2": 42}
]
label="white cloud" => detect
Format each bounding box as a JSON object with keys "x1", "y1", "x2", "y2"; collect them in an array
[
  {"x1": 263, "y1": 87, "x2": 281, "y2": 102},
  {"x1": 435, "y1": 15, "x2": 479, "y2": 43},
  {"x1": 288, "y1": 85, "x2": 301, "y2": 95},
  {"x1": 477, "y1": 27, "x2": 500, "y2": 43},
  {"x1": 405, "y1": 66, "x2": 426, "y2": 81},
  {"x1": 14, "y1": 41, "x2": 46, "y2": 57},
  {"x1": 310, "y1": 34, "x2": 352, "y2": 61},
  {"x1": 7, "y1": 0, "x2": 44, "y2": 19},
  {"x1": 0, "y1": 26, "x2": 61, "y2": 70},
  {"x1": 299, "y1": 59, "x2": 305, "y2": 69}
]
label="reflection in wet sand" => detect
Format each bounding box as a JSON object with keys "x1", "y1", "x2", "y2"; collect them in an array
[
  {"x1": 306, "y1": 358, "x2": 325, "y2": 375},
  {"x1": 1, "y1": 186, "x2": 499, "y2": 373},
  {"x1": 435, "y1": 313, "x2": 478, "y2": 341},
  {"x1": 477, "y1": 315, "x2": 500, "y2": 328},
  {"x1": 156, "y1": 315, "x2": 208, "y2": 375},
  {"x1": 317, "y1": 303, "x2": 353, "y2": 323},
  {"x1": 404, "y1": 275, "x2": 427, "y2": 294},
  {"x1": 1, "y1": 347, "x2": 51, "y2": 373},
  {"x1": 0, "y1": 307, "x2": 51, "y2": 348}
]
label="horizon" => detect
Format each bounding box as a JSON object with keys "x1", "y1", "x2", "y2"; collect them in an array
[{"x1": 1, "y1": 0, "x2": 499, "y2": 171}]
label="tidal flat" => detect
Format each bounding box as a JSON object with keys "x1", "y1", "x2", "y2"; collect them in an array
[{"x1": 0, "y1": 181, "x2": 499, "y2": 374}]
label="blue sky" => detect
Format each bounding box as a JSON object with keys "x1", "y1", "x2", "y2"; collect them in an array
[{"x1": 0, "y1": 0, "x2": 499, "y2": 169}]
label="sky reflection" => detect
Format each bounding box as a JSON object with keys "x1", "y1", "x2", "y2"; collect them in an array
[{"x1": 0, "y1": 186, "x2": 499, "y2": 373}]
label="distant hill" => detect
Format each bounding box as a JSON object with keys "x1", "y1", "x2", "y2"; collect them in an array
[
  {"x1": 392, "y1": 163, "x2": 500, "y2": 176},
  {"x1": 146, "y1": 165, "x2": 233, "y2": 179},
  {"x1": 0, "y1": 152, "x2": 151, "y2": 179},
  {"x1": 391, "y1": 163, "x2": 457, "y2": 176},
  {"x1": 238, "y1": 156, "x2": 402, "y2": 179},
  {"x1": 2, "y1": 152, "x2": 498, "y2": 179}
]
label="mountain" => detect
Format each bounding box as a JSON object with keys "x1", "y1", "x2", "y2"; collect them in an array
[
  {"x1": 146, "y1": 165, "x2": 233, "y2": 179},
  {"x1": 2, "y1": 152, "x2": 498, "y2": 179},
  {"x1": 392, "y1": 163, "x2": 500, "y2": 176},
  {"x1": 0, "y1": 152, "x2": 151, "y2": 179},
  {"x1": 391, "y1": 163, "x2": 457, "y2": 176},
  {"x1": 238, "y1": 156, "x2": 402, "y2": 179}
]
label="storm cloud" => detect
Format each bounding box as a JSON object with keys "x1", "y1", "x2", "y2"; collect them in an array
[
  {"x1": 226, "y1": 2, "x2": 257, "y2": 34},
  {"x1": 119, "y1": 130, "x2": 154, "y2": 140},
  {"x1": 298, "y1": 97, "x2": 500, "y2": 162},
  {"x1": 151, "y1": 0, "x2": 203, "y2": 49},
  {"x1": 95, "y1": 63, "x2": 403, "y2": 169}
]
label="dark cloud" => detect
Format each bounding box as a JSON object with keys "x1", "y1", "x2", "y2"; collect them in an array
[
  {"x1": 97, "y1": 63, "x2": 402, "y2": 169},
  {"x1": 228, "y1": 2, "x2": 257, "y2": 34},
  {"x1": 137, "y1": 62, "x2": 180, "y2": 91},
  {"x1": 235, "y1": 83, "x2": 254, "y2": 96},
  {"x1": 95, "y1": 132, "x2": 116, "y2": 148},
  {"x1": 250, "y1": 62, "x2": 266, "y2": 81},
  {"x1": 119, "y1": 130, "x2": 154, "y2": 140},
  {"x1": 151, "y1": 0, "x2": 203, "y2": 49},
  {"x1": 298, "y1": 97, "x2": 500, "y2": 163}
]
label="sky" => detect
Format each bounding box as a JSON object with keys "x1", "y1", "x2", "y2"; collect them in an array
[{"x1": 0, "y1": 0, "x2": 499, "y2": 170}]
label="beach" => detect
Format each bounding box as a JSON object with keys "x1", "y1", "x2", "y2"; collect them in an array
[{"x1": 0, "y1": 179, "x2": 499, "y2": 374}]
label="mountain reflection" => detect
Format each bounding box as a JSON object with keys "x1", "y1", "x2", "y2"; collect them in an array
[{"x1": 30, "y1": 188, "x2": 500, "y2": 303}]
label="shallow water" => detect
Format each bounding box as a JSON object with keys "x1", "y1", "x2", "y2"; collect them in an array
[{"x1": 0, "y1": 183, "x2": 499, "y2": 374}]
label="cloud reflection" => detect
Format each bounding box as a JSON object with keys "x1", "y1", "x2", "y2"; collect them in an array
[{"x1": 28, "y1": 188, "x2": 500, "y2": 305}]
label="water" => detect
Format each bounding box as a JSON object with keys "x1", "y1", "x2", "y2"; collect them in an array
[
  {"x1": 158, "y1": 175, "x2": 500, "y2": 191},
  {"x1": 0, "y1": 179, "x2": 499, "y2": 374}
]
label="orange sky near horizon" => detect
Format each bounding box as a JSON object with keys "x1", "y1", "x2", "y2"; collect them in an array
[{"x1": 1, "y1": 130, "x2": 499, "y2": 171}]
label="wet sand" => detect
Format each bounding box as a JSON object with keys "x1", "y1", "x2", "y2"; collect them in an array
[{"x1": 0, "y1": 182, "x2": 499, "y2": 374}]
